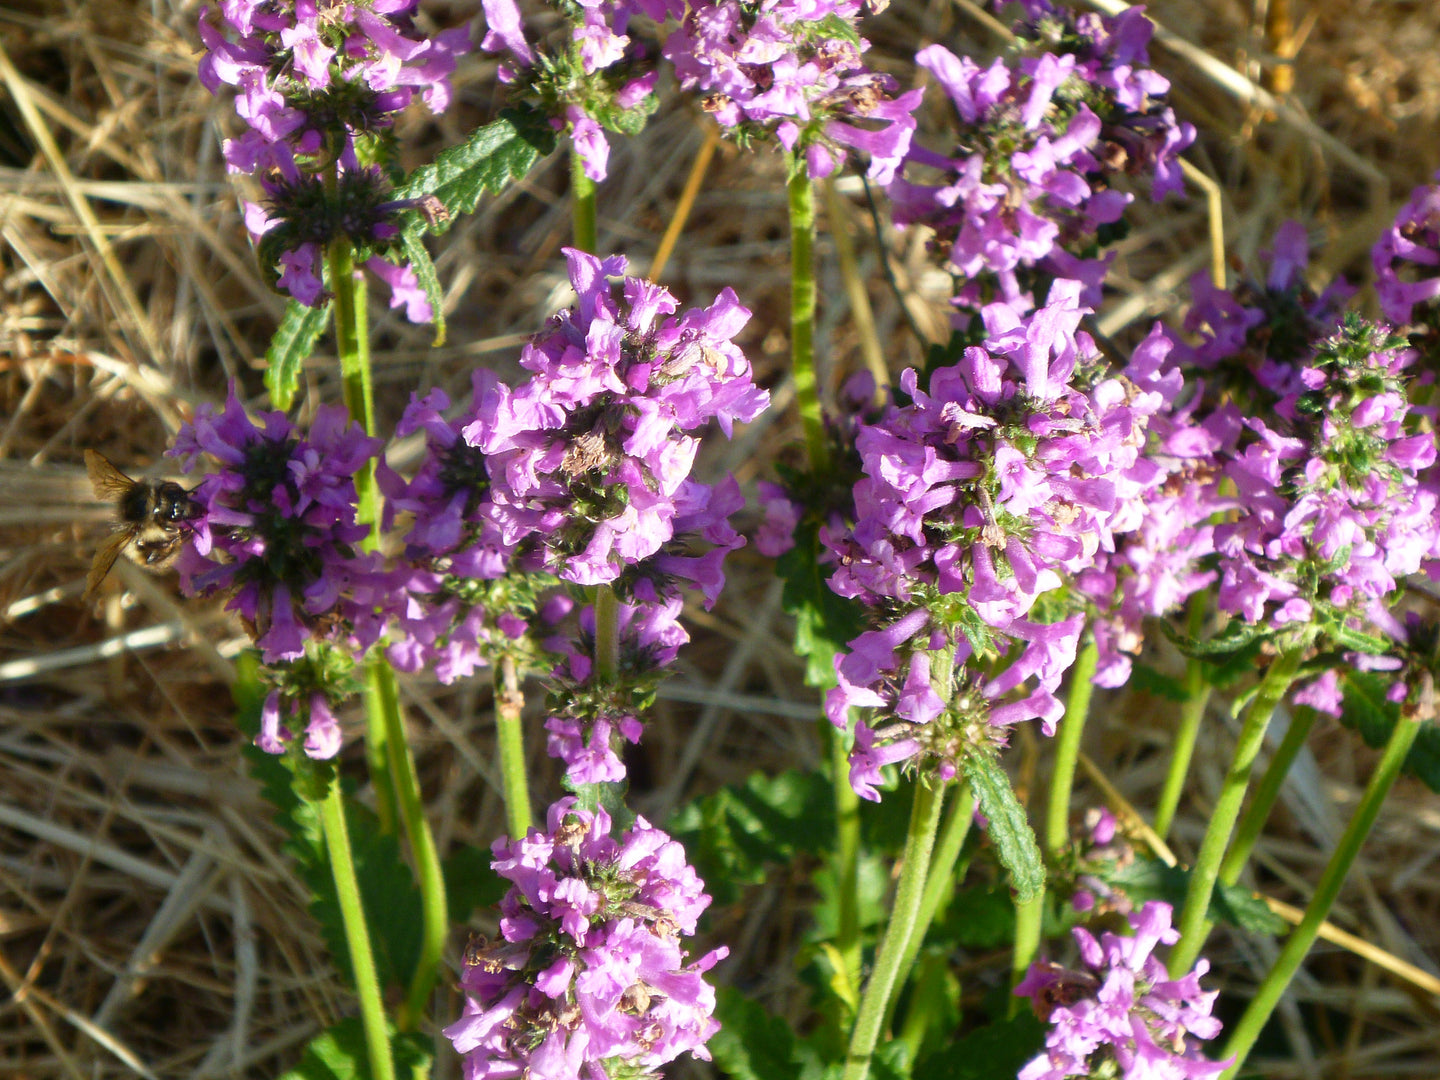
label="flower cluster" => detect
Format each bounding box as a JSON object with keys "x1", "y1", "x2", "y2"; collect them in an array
[
  {"x1": 477, "y1": 0, "x2": 659, "y2": 182},
  {"x1": 888, "y1": 2, "x2": 1193, "y2": 317},
  {"x1": 1174, "y1": 222, "x2": 1352, "y2": 376},
  {"x1": 197, "y1": 0, "x2": 469, "y2": 316},
  {"x1": 829, "y1": 607, "x2": 1084, "y2": 801},
  {"x1": 1373, "y1": 168, "x2": 1440, "y2": 327},
  {"x1": 459, "y1": 248, "x2": 768, "y2": 594},
  {"x1": 816, "y1": 281, "x2": 1171, "y2": 794},
  {"x1": 169, "y1": 389, "x2": 385, "y2": 667},
  {"x1": 445, "y1": 799, "x2": 726, "y2": 1080},
  {"x1": 652, "y1": 0, "x2": 923, "y2": 181},
  {"x1": 1015, "y1": 901, "x2": 1229, "y2": 1080},
  {"x1": 1199, "y1": 315, "x2": 1439, "y2": 631}
]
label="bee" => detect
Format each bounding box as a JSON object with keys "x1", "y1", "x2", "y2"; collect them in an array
[{"x1": 83, "y1": 450, "x2": 203, "y2": 600}]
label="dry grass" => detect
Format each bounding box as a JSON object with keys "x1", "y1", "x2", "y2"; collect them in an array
[{"x1": 2, "y1": 0, "x2": 1440, "y2": 1077}]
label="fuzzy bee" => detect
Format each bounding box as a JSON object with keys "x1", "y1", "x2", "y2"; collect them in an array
[{"x1": 83, "y1": 450, "x2": 204, "y2": 600}]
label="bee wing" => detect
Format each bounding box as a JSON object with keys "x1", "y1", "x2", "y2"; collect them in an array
[
  {"x1": 84, "y1": 529, "x2": 132, "y2": 601},
  {"x1": 85, "y1": 450, "x2": 135, "y2": 501}
]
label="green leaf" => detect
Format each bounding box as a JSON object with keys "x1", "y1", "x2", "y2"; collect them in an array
[
  {"x1": 444, "y1": 844, "x2": 507, "y2": 922},
  {"x1": 398, "y1": 227, "x2": 446, "y2": 347},
  {"x1": 393, "y1": 108, "x2": 557, "y2": 235},
  {"x1": 1342, "y1": 671, "x2": 1440, "y2": 793},
  {"x1": 265, "y1": 300, "x2": 330, "y2": 411},
  {"x1": 911, "y1": 1013, "x2": 1045, "y2": 1080},
  {"x1": 933, "y1": 885, "x2": 1015, "y2": 950},
  {"x1": 667, "y1": 769, "x2": 834, "y2": 904},
  {"x1": 1104, "y1": 855, "x2": 1289, "y2": 935},
  {"x1": 711, "y1": 988, "x2": 833, "y2": 1080},
  {"x1": 776, "y1": 520, "x2": 867, "y2": 688},
  {"x1": 278, "y1": 1019, "x2": 432, "y2": 1080},
  {"x1": 810, "y1": 850, "x2": 890, "y2": 938},
  {"x1": 963, "y1": 755, "x2": 1044, "y2": 902},
  {"x1": 1129, "y1": 662, "x2": 1189, "y2": 703}
]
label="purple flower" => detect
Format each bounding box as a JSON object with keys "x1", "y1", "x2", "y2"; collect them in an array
[
  {"x1": 1374, "y1": 169, "x2": 1440, "y2": 326},
  {"x1": 168, "y1": 387, "x2": 383, "y2": 665},
  {"x1": 197, "y1": 1, "x2": 468, "y2": 315},
  {"x1": 445, "y1": 798, "x2": 726, "y2": 1080},
  {"x1": 890, "y1": 4, "x2": 1193, "y2": 320},
  {"x1": 661, "y1": 0, "x2": 922, "y2": 178},
  {"x1": 459, "y1": 249, "x2": 768, "y2": 593},
  {"x1": 1016, "y1": 901, "x2": 1230, "y2": 1080}
]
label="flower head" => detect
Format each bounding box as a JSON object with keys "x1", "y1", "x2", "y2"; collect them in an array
[
  {"x1": 169, "y1": 388, "x2": 384, "y2": 664},
  {"x1": 460, "y1": 249, "x2": 768, "y2": 594},
  {"x1": 1016, "y1": 901, "x2": 1229, "y2": 1080},
  {"x1": 445, "y1": 798, "x2": 726, "y2": 1080}
]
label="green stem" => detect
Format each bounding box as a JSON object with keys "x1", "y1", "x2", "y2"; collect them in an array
[
  {"x1": 369, "y1": 660, "x2": 448, "y2": 1032},
  {"x1": 318, "y1": 777, "x2": 395, "y2": 1080},
  {"x1": 1219, "y1": 706, "x2": 1319, "y2": 888},
  {"x1": 327, "y1": 237, "x2": 444, "y2": 1031},
  {"x1": 1010, "y1": 894, "x2": 1044, "y2": 1006},
  {"x1": 571, "y1": 149, "x2": 598, "y2": 255},
  {"x1": 326, "y1": 238, "x2": 377, "y2": 534},
  {"x1": 788, "y1": 169, "x2": 829, "y2": 471},
  {"x1": 1218, "y1": 714, "x2": 1420, "y2": 1079},
  {"x1": 830, "y1": 720, "x2": 862, "y2": 985},
  {"x1": 1168, "y1": 646, "x2": 1306, "y2": 977},
  {"x1": 1046, "y1": 637, "x2": 1098, "y2": 856},
  {"x1": 496, "y1": 655, "x2": 533, "y2": 838},
  {"x1": 328, "y1": 238, "x2": 397, "y2": 838},
  {"x1": 898, "y1": 782, "x2": 973, "y2": 990},
  {"x1": 841, "y1": 781, "x2": 946, "y2": 1080},
  {"x1": 594, "y1": 585, "x2": 620, "y2": 684},
  {"x1": 1155, "y1": 595, "x2": 1213, "y2": 841}
]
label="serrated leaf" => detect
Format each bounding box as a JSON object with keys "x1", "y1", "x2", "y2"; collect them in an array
[
  {"x1": 399, "y1": 227, "x2": 446, "y2": 347},
  {"x1": 667, "y1": 769, "x2": 834, "y2": 904},
  {"x1": 776, "y1": 521, "x2": 867, "y2": 688},
  {"x1": 393, "y1": 109, "x2": 556, "y2": 235},
  {"x1": 911, "y1": 1013, "x2": 1045, "y2": 1080},
  {"x1": 1342, "y1": 672, "x2": 1440, "y2": 793},
  {"x1": 265, "y1": 300, "x2": 330, "y2": 410},
  {"x1": 278, "y1": 1019, "x2": 432, "y2": 1080},
  {"x1": 963, "y1": 755, "x2": 1043, "y2": 902}
]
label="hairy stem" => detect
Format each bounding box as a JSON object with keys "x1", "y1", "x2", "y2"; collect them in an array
[
  {"x1": 572, "y1": 149, "x2": 598, "y2": 255},
  {"x1": 1046, "y1": 636, "x2": 1098, "y2": 856},
  {"x1": 831, "y1": 721, "x2": 862, "y2": 986},
  {"x1": 496, "y1": 655, "x2": 533, "y2": 838},
  {"x1": 788, "y1": 169, "x2": 829, "y2": 471},
  {"x1": 1218, "y1": 714, "x2": 1420, "y2": 1078},
  {"x1": 897, "y1": 782, "x2": 973, "y2": 997},
  {"x1": 328, "y1": 236, "x2": 397, "y2": 834},
  {"x1": 842, "y1": 781, "x2": 946, "y2": 1080},
  {"x1": 1219, "y1": 706, "x2": 1319, "y2": 888},
  {"x1": 1169, "y1": 646, "x2": 1305, "y2": 977},
  {"x1": 1154, "y1": 594, "x2": 1212, "y2": 841},
  {"x1": 368, "y1": 660, "x2": 448, "y2": 1031},
  {"x1": 318, "y1": 777, "x2": 395, "y2": 1080}
]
